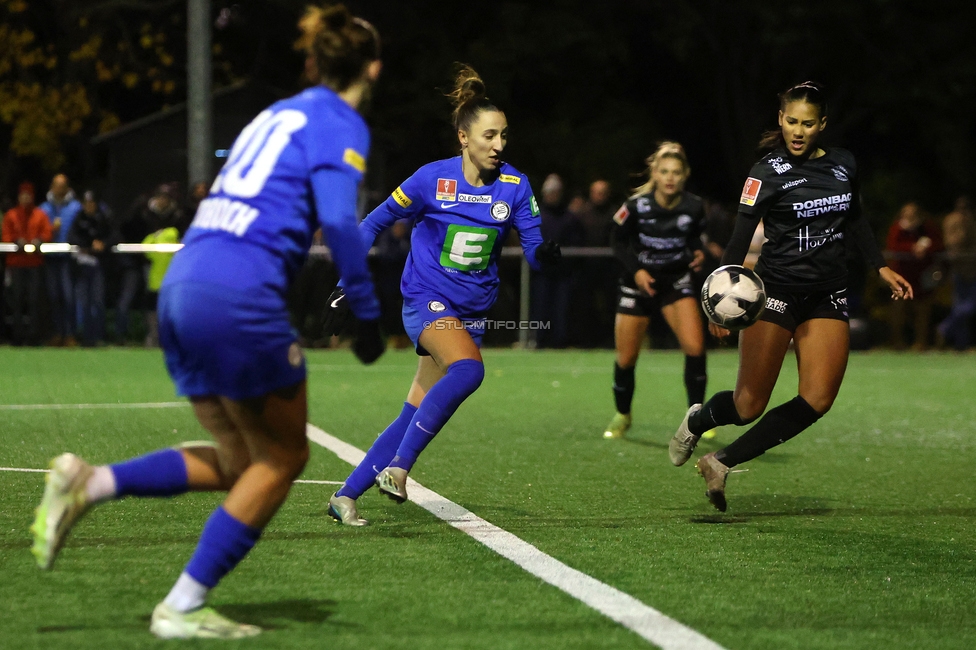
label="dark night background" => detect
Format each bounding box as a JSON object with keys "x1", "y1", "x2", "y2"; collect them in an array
[{"x1": 2, "y1": 0, "x2": 975, "y2": 227}]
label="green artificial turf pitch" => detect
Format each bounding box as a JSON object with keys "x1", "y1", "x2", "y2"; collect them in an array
[{"x1": 1, "y1": 347, "x2": 974, "y2": 649}]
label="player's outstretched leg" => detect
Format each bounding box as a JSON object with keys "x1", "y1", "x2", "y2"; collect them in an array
[
  {"x1": 330, "y1": 402, "x2": 419, "y2": 525},
  {"x1": 31, "y1": 453, "x2": 95, "y2": 570},
  {"x1": 378, "y1": 358, "x2": 483, "y2": 502},
  {"x1": 31, "y1": 446, "x2": 194, "y2": 570}
]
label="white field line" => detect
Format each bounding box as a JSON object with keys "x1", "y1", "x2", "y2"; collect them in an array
[
  {"x1": 0, "y1": 402, "x2": 189, "y2": 411},
  {"x1": 305, "y1": 423, "x2": 725, "y2": 650}
]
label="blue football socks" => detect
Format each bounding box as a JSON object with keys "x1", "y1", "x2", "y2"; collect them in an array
[
  {"x1": 110, "y1": 448, "x2": 189, "y2": 498},
  {"x1": 336, "y1": 402, "x2": 418, "y2": 499},
  {"x1": 389, "y1": 359, "x2": 484, "y2": 471},
  {"x1": 184, "y1": 506, "x2": 262, "y2": 589}
]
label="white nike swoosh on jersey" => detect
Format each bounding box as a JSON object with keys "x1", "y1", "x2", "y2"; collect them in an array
[
  {"x1": 440, "y1": 202, "x2": 459, "y2": 209},
  {"x1": 331, "y1": 297, "x2": 343, "y2": 308}
]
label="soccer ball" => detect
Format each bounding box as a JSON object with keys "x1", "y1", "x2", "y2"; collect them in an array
[{"x1": 701, "y1": 265, "x2": 767, "y2": 330}]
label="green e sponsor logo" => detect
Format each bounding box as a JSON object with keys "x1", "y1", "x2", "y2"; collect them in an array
[
  {"x1": 530, "y1": 195, "x2": 540, "y2": 216},
  {"x1": 440, "y1": 224, "x2": 498, "y2": 271}
]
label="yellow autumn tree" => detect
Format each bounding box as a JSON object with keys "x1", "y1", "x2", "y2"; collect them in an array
[{"x1": 0, "y1": 0, "x2": 188, "y2": 171}]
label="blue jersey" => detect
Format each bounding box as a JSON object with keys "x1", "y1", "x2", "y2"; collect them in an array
[
  {"x1": 165, "y1": 85, "x2": 379, "y2": 320},
  {"x1": 360, "y1": 157, "x2": 543, "y2": 315}
]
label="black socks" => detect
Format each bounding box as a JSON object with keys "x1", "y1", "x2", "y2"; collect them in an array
[
  {"x1": 716, "y1": 396, "x2": 822, "y2": 468},
  {"x1": 689, "y1": 390, "x2": 751, "y2": 436},
  {"x1": 612, "y1": 363, "x2": 635, "y2": 415},
  {"x1": 683, "y1": 355, "x2": 707, "y2": 406}
]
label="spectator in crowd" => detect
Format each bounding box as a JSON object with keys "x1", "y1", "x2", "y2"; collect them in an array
[
  {"x1": 2, "y1": 182, "x2": 53, "y2": 345},
  {"x1": 937, "y1": 197, "x2": 976, "y2": 350},
  {"x1": 577, "y1": 179, "x2": 615, "y2": 247},
  {"x1": 68, "y1": 191, "x2": 116, "y2": 346},
  {"x1": 114, "y1": 184, "x2": 184, "y2": 343},
  {"x1": 531, "y1": 173, "x2": 585, "y2": 348},
  {"x1": 571, "y1": 179, "x2": 618, "y2": 347},
  {"x1": 885, "y1": 201, "x2": 943, "y2": 350},
  {"x1": 142, "y1": 222, "x2": 181, "y2": 347},
  {"x1": 40, "y1": 174, "x2": 83, "y2": 346}
]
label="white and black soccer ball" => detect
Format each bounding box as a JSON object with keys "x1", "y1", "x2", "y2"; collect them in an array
[{"x1": 701, "y1": 265, "x2": 766, "y2": 330}]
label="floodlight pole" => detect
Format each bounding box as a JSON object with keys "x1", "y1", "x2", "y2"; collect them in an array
[{"x1": 187, "y1": 0, "x2": 213, "y2": 188}]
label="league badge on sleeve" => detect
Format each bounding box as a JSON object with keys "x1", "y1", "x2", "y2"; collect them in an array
[
  {"x1": 435, "y1": 179, "x2": 458, "y2": 202},
  {"x1": 740, "y1": 177, "x2": 762, "y2": 206},
  {"x1": 612, "y1": 204, "x2": 630, "y2": 225},
  {"x1": 530, "y1": 195, "x2": 540, "y2": 217}
]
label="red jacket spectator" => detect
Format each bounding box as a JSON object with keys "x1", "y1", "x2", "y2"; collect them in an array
[
  {"x1": 2, "y1": 182, "x2": 53, "y2": 268},
  {"x1": 885, "y1": 201, "x2": 943, "y2": 295}
]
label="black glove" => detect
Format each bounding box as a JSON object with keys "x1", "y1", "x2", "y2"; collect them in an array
[
  {"x1": 352, "y1": 319, "x2": 385, "y2": 364},
  {"x1": 535, "y1": 240, "x2": 562, "y2": 268},
  {"x1": 321, "y1": 286, "x2": 352, "y2": 337}
]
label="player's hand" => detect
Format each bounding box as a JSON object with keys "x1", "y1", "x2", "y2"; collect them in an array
[
  {"x1": 708, "y1": 321, "x2": 731, "y2": 341},
  {"x1": 321, "y1": 286, "x2": 352, "y2": 336},
  {"x1": 689, "y1": 249, "x2": 706, "y2": 272},
  {"x1": 879, "y1": 266, "x2": 913, "y2": 300},
  {"x1": 535, "y1": 240, "x2": 561, "y2": 268},
  {"x1": 634, "y1": 269, "x2": 656, "y2": 296},
  {"x1": 352, "y1": 319, "x2": 384, "y2": 365}
]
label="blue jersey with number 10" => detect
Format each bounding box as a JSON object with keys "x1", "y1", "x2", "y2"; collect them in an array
[
  {"x1": 360, "y1": 157, "x2": 544, "y2": 315},
  {"x1": 166, "y1": 85, "x2": 379, "y2": 320}
]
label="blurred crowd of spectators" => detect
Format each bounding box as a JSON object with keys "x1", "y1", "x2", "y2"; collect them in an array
[
  {"x1": 0, "y1": 174, "x2": 202, "y2": 347},
  {"x1": 2, "y1": 172, "x2": 974, "y2": 352}
]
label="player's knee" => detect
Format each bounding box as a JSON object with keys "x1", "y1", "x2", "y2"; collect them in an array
[
  {"x1": 733, "y1": 392, "x2": 767, "y2": 423},
  {"x1": 800, "y1": 392, "x2": 834, "y2": 415},
  {"x1": 283, "y1": 443, "x2": 310, "y2": 481},
  {"x1": 616, "y1": 351, "x2": 639, "y2": 368},
  {"x1": 449, "y1": 358, "x2": 484, "y2": 394}
]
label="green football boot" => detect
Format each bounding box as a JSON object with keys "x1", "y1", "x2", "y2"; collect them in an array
[
  {"x1": 603, "y1": 412, "x2": 632, "y2": 439},
  {"x1": 150, "y1": 602, "x2": 261, "y2": 639},
  {"x1": 30, "y1": 453, "x2": 94, "y2": 570}
]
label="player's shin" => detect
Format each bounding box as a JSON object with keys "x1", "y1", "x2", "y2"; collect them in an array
[
  {"x1": 612, "y1": 362, "x2": 635, "y2": 415},
  {"x1": 337, "y1": 402, "x2": 418, "y2": 500},
  {"x1": 165, "y1": 506, "x2": 262, "y2": 613},
  {"x1": 110, "y1": 448, "x2": 189, "y2": 498},
  {"x1": 689, "y1": 390, "x2": 751, "y2": 436},
  {"x1": 716, "y1": 395, "x2": 821, "y2": 467},
  {"x1": 683, "y1": 355, "x2": 707, "y2": 406},
  {"x1": 388, "y1": 359, "x2": 485, "y2": 472}
]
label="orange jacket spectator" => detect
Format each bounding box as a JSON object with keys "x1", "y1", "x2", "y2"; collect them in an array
[{"x1": 2, "y1": 181, "x2": 53, "y2": 268}]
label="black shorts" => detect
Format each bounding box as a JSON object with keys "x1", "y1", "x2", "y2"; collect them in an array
[
  {"x1": 759, "y1": 286, "x2": 850, "y2": 331},
  {"x1": 616, "y1": 272, "x2": 695, "y2": 317}
]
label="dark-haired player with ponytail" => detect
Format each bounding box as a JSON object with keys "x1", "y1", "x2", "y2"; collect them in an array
[
  {"x1": 30, "y1": 5, "x2": 383, "y2": 638},
  {"x1": 667, "y1": 82, "x2": 913, "y2": 511},
  {"x1": 325, "y1": 65, "x2": 560, "y2": 525},
  {"x1": 604, "y1": 142, "x2": 709, "y2": 439}
]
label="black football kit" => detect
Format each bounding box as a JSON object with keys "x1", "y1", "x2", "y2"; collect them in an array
[
  {"x1": 723, "y1": 147, "x2": 886, "y2": 330},
  {"x1": 610, "y1": 191, "x2": 705, "y2": 316}
]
